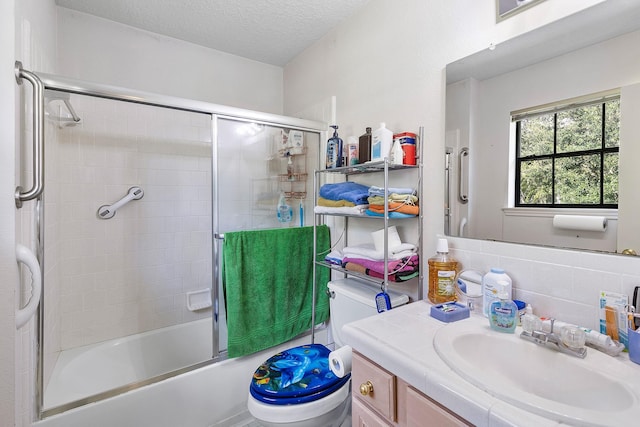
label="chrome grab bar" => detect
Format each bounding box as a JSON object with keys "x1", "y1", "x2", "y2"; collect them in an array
[
  {"x1": 15, "y1": 61, "x2": 45, "y2": 208},
  {"x1": 458, "y1": 147, "x2": 469, "y2": 203}
]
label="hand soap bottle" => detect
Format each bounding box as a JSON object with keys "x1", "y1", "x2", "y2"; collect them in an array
[
  {"x1": 427, "y1": 238, "x2": 459, "y2": 304},
  {"x1": 489, "y1": 281, "x2": 517, "y2": 333}
]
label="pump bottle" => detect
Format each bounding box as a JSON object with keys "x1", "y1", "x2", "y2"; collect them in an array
[
  {"x1": 326, "y1": 125, "x2": 343, "y2": 169},
  {"x1": 427, "y1": 238, "x2": 460, "y2": 304}
]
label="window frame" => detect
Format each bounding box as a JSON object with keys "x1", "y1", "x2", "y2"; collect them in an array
[{"x1": 513, "y1": 92, "x2": 620, "y2": 209}]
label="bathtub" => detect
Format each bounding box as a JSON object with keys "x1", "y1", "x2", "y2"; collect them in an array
[
  {"x1": 44, "y1": 318, "x2": 214, "y2": 409},
  {"x1": 35, "y1": 322, "x2": 327, "y2": 427}
]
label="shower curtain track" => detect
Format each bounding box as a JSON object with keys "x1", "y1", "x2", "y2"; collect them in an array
[{"x1": 14, "y1": 62, "x2": 327, "y2": 419}]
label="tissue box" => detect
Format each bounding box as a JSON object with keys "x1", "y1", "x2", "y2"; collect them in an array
[{"x1": 430, "y1": 302, "x2": 470, "y2": 322}]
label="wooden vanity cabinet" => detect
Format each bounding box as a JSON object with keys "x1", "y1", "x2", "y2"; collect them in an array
[{"x1": 351, "y1": 352, "x2": 472, "y2": 427}]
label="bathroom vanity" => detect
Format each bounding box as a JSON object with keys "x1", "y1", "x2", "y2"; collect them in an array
[
  {"x1": 343, "y1": 300, "x2": 640, "y2": 427},
  {"x1": 352, "y1": 351, "x2": 470, "y2": 426}
]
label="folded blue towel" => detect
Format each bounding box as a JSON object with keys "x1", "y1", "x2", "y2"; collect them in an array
[{"x1": 319, "y1": 182, "x2": 370, "y2": 206}]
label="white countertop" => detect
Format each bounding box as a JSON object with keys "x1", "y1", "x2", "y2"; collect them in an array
[{"x1": 342, "y1": 300, "x2": 568, "y2": 427}]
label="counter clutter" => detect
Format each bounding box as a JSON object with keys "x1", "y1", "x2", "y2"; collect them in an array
[{"x1": 342, "y1": 300, "x2": 640, "y2": 427}]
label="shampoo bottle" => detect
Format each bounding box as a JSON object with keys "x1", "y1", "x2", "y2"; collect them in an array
[
  {"x1": 371, "y1": 122, "x2": 393, "y2": 162},
  {"x1": 427, "y1": 238, "x2": 460, "y2": 304},
  {"x1": 489, "y1": 282, "x2": 518, "y2": 333},
  {"x1": 326, "y1": 125, "x2": 343, "y2": 169}
]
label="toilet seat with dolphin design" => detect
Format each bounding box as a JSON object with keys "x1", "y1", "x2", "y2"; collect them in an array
[{"x1": 249, "y1": 344, "x2": 350, "y2": 405}]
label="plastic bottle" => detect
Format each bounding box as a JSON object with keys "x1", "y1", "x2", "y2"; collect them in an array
[
  {"x1": 286, "y1": 156, "x2": 294, "y2": 180},
  {"x1": 482, "y1": 268, "x2": 512, "y2": 317},
  {"x1": 358, "y1": 127, "x2": 372, "y2": 163},
  {"x1": 276, "y1": 192, "x2": 292, "y2": 223},
  {"x1": 326, "y1": 125, "x2": 343, "y2": 169},
  {"x1": 371, "y1": 122, "x2": 393, "y2": 162},
  {"x1": 427, "y1": 239, "x2": 460, "y2": 304},
  {"x1": 347, "y1": 136, "x2": 359, "y2": 165},
  {"x1": 390, "y1": 138, "x2": 404, "y2": 165},
  {"x1": 489, "y1": 282, "x2": 518, "y2": 333}
]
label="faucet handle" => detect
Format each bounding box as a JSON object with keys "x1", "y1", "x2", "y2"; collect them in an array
[
  {"x1": 548, "y1": 318, "x2": 556, "y2": 333},
  {"x1": 560, "y1": 325, "x2": 587, "y2": 350}
]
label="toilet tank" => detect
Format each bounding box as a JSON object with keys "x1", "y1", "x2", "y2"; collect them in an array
[{"x1": 327, "y1": 278, "x2": 409, "y2": 347}]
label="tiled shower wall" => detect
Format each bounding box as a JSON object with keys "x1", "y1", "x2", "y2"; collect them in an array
[
  {"x1": 52, "y1": 95, "x2": 213, "y2": 352},
  {"x1": 449, "y1": 236, "x2": 640, "y2": 330}
]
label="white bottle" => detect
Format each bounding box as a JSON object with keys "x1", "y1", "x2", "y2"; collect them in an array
[
  {"x1": 482, "y1": 268, "x2": 512, "y2": 317},
  {"x1": 371, "y1": 122, "x2": 393, "y2": 162},
  {"x1": 390, "y1": 138, "x2": 404, "y2": 165}
]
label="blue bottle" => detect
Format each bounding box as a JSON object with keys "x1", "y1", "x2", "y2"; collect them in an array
[
  {"x1": 489, "y1": 281, "x2": 518, "y2": 333},
  {"x1": 326, "y1": 125, "x2": 343, "y2": 169}
]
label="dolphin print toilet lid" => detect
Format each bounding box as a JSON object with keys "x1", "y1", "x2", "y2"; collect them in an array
[{"x1": 250, "y1": 344, "x2": 350, "y2": 405}]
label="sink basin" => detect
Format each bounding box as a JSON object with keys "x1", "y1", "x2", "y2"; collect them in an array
[{"x1": 433, "y1": 320, "x2": 640, "y2": 426}]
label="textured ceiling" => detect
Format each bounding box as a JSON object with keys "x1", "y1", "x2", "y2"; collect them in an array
[{"x1": 55, "y1": 0, "x2": 372, "y2": 66}]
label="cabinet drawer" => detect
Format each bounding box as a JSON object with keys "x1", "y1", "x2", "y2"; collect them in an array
[
  {"x1": 352, "y1": 397, "x2": 393, "y2": 427},
  {"x1": 405, "y1": 386, "x2": 472, "y2": 427},
  {"x1": 352, "y1": 352, "x2": 396, "y2": 421}
]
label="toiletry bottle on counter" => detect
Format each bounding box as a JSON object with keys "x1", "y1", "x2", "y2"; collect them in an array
[
  {"x1": 489, "y1": 282, "x2": 518, "y2": 333},
  {"x1": 371, "y1": 122, "x2": 393, "y2": 162},
  {"x1": 482, "y1": 268, "x2": 512, "y2": 317},
  {"x1": 358, "y1": 127, "x2": 372, "y2": 163},
  {"x1": 428, "y1": 238, "x2": 460, "y2": 304},
  {"x1": 326, "y1": 125, "x2": 343, "y2": 169}
]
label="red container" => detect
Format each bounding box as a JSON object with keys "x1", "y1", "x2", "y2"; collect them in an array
[{"x1": 393, "y1": 132, "x2": 417, "y2": 165}]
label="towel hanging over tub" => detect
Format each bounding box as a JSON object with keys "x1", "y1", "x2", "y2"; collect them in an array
[{"x1": 222, "y1": 225, "x2": 330, "y2": 358}]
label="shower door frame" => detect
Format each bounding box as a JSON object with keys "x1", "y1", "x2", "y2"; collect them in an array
[{"x1": 24, "y1": 70, "x2": 327, "y2": 419}]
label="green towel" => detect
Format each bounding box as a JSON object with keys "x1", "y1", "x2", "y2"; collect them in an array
[{"x1": 223, "y1": 225, "x2": 330, "y2": 358}]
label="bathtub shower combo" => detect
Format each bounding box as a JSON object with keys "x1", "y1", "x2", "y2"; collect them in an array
[{"x1": 14, "y1": 63, "x2": 327, "y2": 424}]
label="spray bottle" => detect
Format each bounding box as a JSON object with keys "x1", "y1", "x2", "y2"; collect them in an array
[{"x1": 326, "y1": 125, "x2": 343, "y2": 169}]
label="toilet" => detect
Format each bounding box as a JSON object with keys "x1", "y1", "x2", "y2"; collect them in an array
[{"x1": 247, "y1": 278, "x2": 409, "y2": 426}]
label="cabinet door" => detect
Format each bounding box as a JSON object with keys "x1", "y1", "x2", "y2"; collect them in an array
[
  {"x1": 352, "y1": 352, "x2": 397, "y2": 421},
  {"x1": 405, "y1": 386, "x2": 471, "y2": 427},
  {"x1": 352, "y1": 398, "x2": 393, "y2": 427}
]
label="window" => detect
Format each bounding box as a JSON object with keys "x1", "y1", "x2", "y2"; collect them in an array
[{"x1": 514, "y1": 93, "x2": 620, "y2": 208}]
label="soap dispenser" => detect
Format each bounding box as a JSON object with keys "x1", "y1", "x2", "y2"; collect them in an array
[
  {"x1": 326, "y1": 125, "x2": 343, "y2": 169},
  {"x1": 489, "y1": 281, "x2": 518, "y2": 333},
  {"x1": 276, "y1": 192, "x2": 292, "y2": 223}
]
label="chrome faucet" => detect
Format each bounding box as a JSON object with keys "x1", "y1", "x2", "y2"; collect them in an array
[{"x1": 520, "y1": 318, "x2": 587, "y2": 358}]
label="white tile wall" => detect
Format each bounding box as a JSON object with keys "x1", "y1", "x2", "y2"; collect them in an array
[
  {"x1": 449, "y1": 236, "x2": 640, "y2": 330},
  {"x1": 52, "y1": 96, "x2": 213, "y2": 353}
]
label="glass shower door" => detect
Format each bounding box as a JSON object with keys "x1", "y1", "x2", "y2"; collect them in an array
[
  {"x1": 213, "y1": 118, "x2": 320, "y2": 353},
  {"x1": 42, "y1": 92, "x2": 215, "y2": 414}
]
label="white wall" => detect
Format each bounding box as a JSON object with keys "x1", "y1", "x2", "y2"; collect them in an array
[{"x1": 56, "y1": 8, "x2": 284, "y2": 115}]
